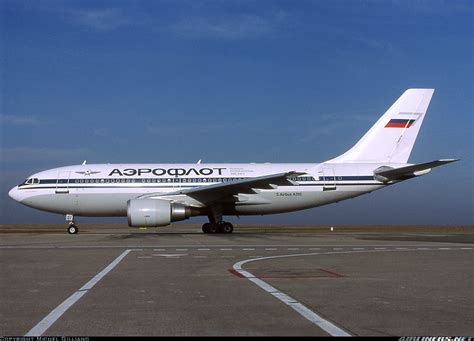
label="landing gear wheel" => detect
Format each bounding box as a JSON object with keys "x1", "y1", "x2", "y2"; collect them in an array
[
  {"x1": 219, "y1": 222, "x2": 233, "y2": 234},
  {"x1": 68, "y1": 224, "x2": 78, "y2": 235},
  {"x1": 208, "y1": 223, "x2": 219, "y2": 234},
  {"x1": 202, "y1": 223, "x2": 211, "y2": 233}
]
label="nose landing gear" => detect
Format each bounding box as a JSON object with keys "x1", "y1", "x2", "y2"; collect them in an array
[{"x1": 66, "y1": 214, "x2": 78, "y2": 234}]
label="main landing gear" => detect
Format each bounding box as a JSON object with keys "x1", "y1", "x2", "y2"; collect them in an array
[
  {"x1": 66, "y1": 214, "x2": 78, "y2": 235},
  {"x1": 202, "y1": 222, "x2": 234, "y2": 234},
  {"x1": 202, "y1": 205, "x2": 234, "y2": 234}
]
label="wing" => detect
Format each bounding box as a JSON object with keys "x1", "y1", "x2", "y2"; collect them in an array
[
  {"x1": 374, "y1": 159, "x2": 459, "y2": 182},
  {"x1": 140, "y1": 171, "x2": 306, "y2": 204}
]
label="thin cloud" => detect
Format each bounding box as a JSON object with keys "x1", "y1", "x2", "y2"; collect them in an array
[
  {"x1": 171, "y1": 10, "x2": 290, "y2": 40},
  {"x1": 0, "y1": 114, "x2": 44, "y2": 126},
  {"x1": 62, "y1": 8, "x2": 131, "y2": 31}
]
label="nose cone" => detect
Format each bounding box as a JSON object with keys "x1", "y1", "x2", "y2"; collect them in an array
[{"x1": 8, "y1": 186, "x2": 21, "y2": 202}]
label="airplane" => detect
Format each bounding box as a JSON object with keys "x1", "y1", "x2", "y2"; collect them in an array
[{"x1": 8, "y1": 89, "x2": 458, "y2": 235}]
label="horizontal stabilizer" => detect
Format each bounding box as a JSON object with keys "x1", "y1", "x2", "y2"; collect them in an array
[{"x1": 374, "y1": 159, "x2": 459, "y2": 182}]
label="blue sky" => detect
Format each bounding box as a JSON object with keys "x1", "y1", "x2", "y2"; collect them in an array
[{"x1": 1, "y1": 0, "x2": 472, "y2": 225}]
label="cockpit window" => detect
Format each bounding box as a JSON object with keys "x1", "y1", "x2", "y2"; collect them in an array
[{"x1": 21, "y1": 178, "x2": 40, "y2": 185}]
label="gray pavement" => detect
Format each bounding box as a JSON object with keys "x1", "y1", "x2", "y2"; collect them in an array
[{"x1": 0, "y1": 228, "x2": 472, "y2": 336}]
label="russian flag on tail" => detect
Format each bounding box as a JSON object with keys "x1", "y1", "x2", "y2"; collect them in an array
[{"x1": 385, "y1": 118, "x2": 416, "y2": 128}]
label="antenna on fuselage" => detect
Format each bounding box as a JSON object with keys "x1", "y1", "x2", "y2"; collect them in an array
[
  {"x1": 197, "y1": 159, "x2": 202, "y2": 164},
  {"x1": 82, "y1": 160, "x2": 87, "y2": 165}
]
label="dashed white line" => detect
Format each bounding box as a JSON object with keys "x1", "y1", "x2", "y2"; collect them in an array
[
  {"x1": 265, "y1": 248, "x2": 278, "y2": 251},
  {"x1": 288, "y1": 248, "x2": 300, "y2": 251},
  {"x1": 198, "y1": 248, "x2": 210, "y2": 251},
  {"x1": 243, "y1": 248, "x2": 255, "y2": 251},
  {"x1": 220, "y1": 248, "x2": 233, "y2": 251},
  {"x1": 25, "y1": 249, "x2": 132, "y2": 336}
]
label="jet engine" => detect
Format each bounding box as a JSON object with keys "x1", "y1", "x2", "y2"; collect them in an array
[{"x1": 127, "y1": 199, "x2": 195, "y2": 227}]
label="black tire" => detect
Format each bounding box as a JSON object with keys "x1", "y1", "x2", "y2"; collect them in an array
[
  {"x1": 68, "y1": 224, "x2": 78, "y2": 235},
  {"x1": 208, "y1": 223, "x2": 219, "y2": 233},
  {"x1": 219, "y1": 222, "x2": 234, "y2": 234},
  {"x1": 202, "y1": 223, "x2": 210, "y2": 233}
]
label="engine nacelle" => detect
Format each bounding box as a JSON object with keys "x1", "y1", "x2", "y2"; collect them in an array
[{"x1": 127, "y1": 199, "x2": 194, "y2": 227}]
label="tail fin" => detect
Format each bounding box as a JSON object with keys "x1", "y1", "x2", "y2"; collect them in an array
[{"x1": 330, "y1": 89, "x2": 435, "y2": 164}]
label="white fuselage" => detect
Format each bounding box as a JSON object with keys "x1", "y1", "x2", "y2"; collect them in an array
[{"x1": 8, "y1": 162, "x2": 398, "y2": 218}]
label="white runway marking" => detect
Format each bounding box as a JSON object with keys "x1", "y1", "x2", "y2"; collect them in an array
[
  {"x1": 25, "y1": 249, "x2": 132, "y2": 336},
  {"x1": 154, "y1": 254, "x2": 188, "y2": 258},
  {"x1": 233, "y1": 252, "x2": 353, "y2": 336},
  {"x1": 231, "y1": 247, "x2": 473, "y2": 336}
]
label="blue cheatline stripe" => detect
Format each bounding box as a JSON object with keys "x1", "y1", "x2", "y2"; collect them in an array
[
  {"x1": 26, "y1": 175, "x2": 373, "y2": 185},
  {"x1": 18, "y1": 175, "x2": 379, "y2": 190},
  {"x1": 319, "y1": 176, "x2": 374, "y2": 181},
  {"x1": 22, "y1": 183, "x2": 383, "y2": 190}
]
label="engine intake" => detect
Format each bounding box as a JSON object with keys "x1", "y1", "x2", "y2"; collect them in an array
[{"x1": 127, "y1": 199, "x2": 195, "y2": 227}]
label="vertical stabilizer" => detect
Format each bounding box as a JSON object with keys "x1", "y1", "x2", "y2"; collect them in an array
[{"x1": 330, "y1": 89, "x2": 434, "y2": 164}]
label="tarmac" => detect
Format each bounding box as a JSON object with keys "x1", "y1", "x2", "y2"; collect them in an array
[{"x1": 0, "y1": 224, "x2": 473, "y2": 336}]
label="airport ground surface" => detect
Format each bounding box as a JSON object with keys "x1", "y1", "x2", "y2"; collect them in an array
[{"x1": 1, "y1": 224, "x2": 473, "y2": 336}]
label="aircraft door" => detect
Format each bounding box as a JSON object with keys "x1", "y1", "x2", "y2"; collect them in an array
[
  {"x1": 56, "y1": 171, "x2": 70, "y2": 194},
  {"x1": 320, "y1": 168, "x2": 336, "y2": 191},
  {"x1": 172, "y1": 175, "x2": 181, "y2": 190}
]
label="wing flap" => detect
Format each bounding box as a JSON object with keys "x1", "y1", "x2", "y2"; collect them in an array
[{"x1": 374, "y1": 159, "x2": 459, "y2": 182}]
